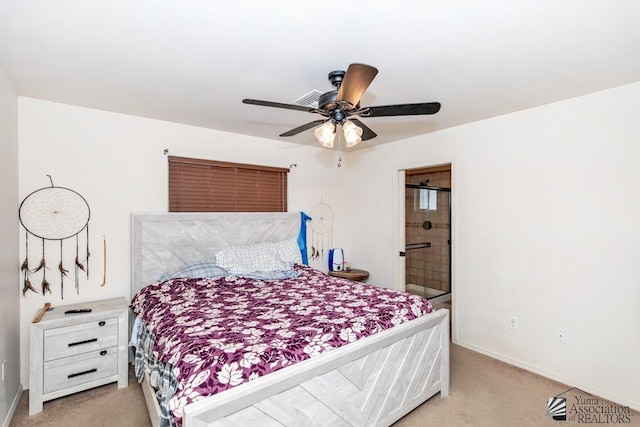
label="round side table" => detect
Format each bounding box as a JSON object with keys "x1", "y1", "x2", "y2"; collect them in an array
[{"x1": 328, "y1": 268, "x2": 369, "y2": 282}]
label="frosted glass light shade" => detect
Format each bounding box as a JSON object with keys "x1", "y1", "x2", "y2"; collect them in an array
[
  {"x1": 315, "y1": 121, "x2": 336, "y2": 148},
  {"x1": 343, "y1": 120, "x2": 363, "y2": 147}
]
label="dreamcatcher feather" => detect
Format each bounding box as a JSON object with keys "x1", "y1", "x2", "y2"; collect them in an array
[
  {"x1": 20, "y1": 231, "x2": 37, "y2": 296},
  {"x1": 19, "y1": 176, "x2": 90, "y2": 299},
  {"x1": 58, "y1": 240, "x2": 68, "y2": 296},
  {"x1": 309, "y1": 200, "x2": 334, "y2": 262}
]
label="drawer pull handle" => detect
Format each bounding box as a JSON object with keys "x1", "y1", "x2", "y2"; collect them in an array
[
  {"x1": 98, "y1": 321, "x2": 106, "y2": 326},
  {"x1": 68, "y1": 368, "x2": 97, "y2": 379},
  {"x1": 68, "y1": 338, "x2": 98, "y2": 347},
  {"x1": 100, "y1": 350, "x2": 107, "y2": 356}
]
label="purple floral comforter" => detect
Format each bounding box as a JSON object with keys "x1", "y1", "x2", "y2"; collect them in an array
[{"x1": 130, "y1": 264, "x2": 433, "y2": 426}]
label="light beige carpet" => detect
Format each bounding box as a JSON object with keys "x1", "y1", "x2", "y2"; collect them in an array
[{"x1": 9, "y1": 344, "x2": 640, "y2": 427}]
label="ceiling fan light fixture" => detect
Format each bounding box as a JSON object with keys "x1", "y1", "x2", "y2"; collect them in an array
[
  {"x1": 243, "y1": 63, "x2": 440, "y2": 145},
  {"x1": 315, "y1": 121, "x2": 336, "y2": 148},
  {"x1": 343, "y1": 120, "x2": 363, "y2": 147}
]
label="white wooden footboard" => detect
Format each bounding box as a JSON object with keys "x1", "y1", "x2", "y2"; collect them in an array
[{"x1": 183, "y1": 308, "x2": 449, "y2": 427}]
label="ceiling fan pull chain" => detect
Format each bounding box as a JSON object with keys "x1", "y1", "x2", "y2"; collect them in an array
[{"x1": 337, "y1": 128, "x2": 343, "y2": 167}]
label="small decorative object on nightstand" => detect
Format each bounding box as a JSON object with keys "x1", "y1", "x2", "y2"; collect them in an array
[
  {"x1": 29, "y1": 297, "x2": 129, "y2": 415},
  {"x1": 328, "y1": 268, "x2": 369, "y2": 282}
]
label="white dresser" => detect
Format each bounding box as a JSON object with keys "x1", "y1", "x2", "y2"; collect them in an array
[{"x1": 29, "y1": 297, "x2": 129, "y2": 415}]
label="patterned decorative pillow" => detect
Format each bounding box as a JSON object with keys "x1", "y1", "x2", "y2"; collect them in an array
[
  {"x1": 215, "y1": 242, "x2": 288, "y2": 274},
  {"x1": 158, "y1": 260, "x2": 228, "y2": 281},
  {"x1": 274, "y1": 238, "x2": 302, "y2": 265}
]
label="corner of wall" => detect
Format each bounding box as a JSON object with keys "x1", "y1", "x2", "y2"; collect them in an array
[{"x1": 0, "y1": 66, "x2": 21, "y2": 427}]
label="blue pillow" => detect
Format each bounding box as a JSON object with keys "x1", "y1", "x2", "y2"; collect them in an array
[{"x1": 158, "y1": 261, "x2": 228, "y2": 281}]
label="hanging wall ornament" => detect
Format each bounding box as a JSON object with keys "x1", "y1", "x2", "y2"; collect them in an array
[
  {"x1": 309, "y1": 199, "x2": 334, "y2": 262},
  {"x1": 100, "y1": 235, "x2": 107, "y2": 287},
  {"x1": 18, "y1": 176, "x2": 90, "y2": 298}
]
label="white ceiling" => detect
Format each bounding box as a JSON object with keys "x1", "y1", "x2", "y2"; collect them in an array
[{"x1": 1, "y1": 1, "x2": 639, "y2": 150}]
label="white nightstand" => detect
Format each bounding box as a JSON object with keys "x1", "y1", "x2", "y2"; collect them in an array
[{"x1": 29, "y1": 297, "x2": 129, "y2": 415}]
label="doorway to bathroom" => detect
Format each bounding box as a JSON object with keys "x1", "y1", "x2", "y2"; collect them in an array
[{"x1": 403, "y1": 165, "x2": 451, "y2": 304}]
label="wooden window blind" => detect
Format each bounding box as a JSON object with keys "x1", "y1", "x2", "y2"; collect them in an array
[{"x1": 168, "y1": 156, "x2": 288, "y2": 212}]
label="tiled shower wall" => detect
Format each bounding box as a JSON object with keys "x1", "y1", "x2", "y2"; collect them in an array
[{"x1": 405, "y1": 167, "x2": 451, "y2": 294}]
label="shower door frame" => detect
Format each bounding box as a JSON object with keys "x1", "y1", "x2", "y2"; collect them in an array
[{"x1": 404, "y1": 182, "x2": 452, "y2": 302}]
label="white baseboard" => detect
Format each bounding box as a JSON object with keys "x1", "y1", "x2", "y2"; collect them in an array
[
  {"x1": 2, "y1": 385, "x2": 23, "y2": 427},
  {"x1": 456, "y1": 340, "x2": 640, "y2": 412}
]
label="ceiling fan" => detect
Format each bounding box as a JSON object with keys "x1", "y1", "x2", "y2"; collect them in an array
[{"x1": 242, "y1": 63, "x2": 441, "y2": 148}]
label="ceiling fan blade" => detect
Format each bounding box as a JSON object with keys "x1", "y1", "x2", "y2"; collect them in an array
[
  {"x1": 280, "y1": 119, "x2": 328, "y2": 137},
  {"x1": 336, "y1": 63, "x2": 379, "y2": 109},
  {"x1": 349, "y1": 118, "x2": 377, "y2": 141},
  {"x1": 362, "y1": 102, "x2": 441, "y2": 117},
  {"x1": 243, "y1": 98, "x2": 316, "y2": 113}
]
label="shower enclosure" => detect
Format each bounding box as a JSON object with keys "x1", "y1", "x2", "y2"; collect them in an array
[{"x1": 404, "y1": 181, "x2": 451, "y2": 300}]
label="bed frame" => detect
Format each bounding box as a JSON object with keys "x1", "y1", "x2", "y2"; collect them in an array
[{"x1": 131, "y1": 212, "x2": 449, "y2": 427}]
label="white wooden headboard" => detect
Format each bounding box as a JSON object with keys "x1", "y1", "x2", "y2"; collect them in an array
[{"x1": 130, "y1": 212, "x2": 301, "y2": 297}]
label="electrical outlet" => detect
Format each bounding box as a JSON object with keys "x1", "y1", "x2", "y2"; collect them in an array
[
  {"x1": 508, "y1": 316, "x2": 519, "y2": 330},
  {"x1": 556, "y1": 328, "x2": 567, "y2": 344}
]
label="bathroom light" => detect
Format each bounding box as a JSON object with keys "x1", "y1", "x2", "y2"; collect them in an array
[
  {"x1": 342, "y1": 120, "x2": 363, "y2": 147},
  {"x1": 314, "y1": 121, "x2": 336, "y2": 148}
]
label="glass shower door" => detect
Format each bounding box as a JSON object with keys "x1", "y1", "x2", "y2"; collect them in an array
[{"x1": 404, "y1": 184, "x2": 451, "y2": 300}]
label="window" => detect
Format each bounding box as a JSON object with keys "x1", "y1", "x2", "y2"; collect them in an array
[
  {"x1": 419, "y1": 189, "x2": 437, "y2": 211},
  {"x1": 168, "y1": 156, "x2": 288, "y2": 212}
]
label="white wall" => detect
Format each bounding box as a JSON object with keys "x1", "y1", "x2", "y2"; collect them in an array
[
  {"x1": 346, "y1": 82, "x2": 640, "y2": 409},
  {"x1": 17, "y1": 98, "x2": 344, "y2": 387},
  {"x1": 0, "y1": 67, "x2": 20, "y2": 426}
]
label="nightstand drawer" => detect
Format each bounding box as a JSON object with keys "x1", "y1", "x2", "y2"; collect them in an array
[
  {"x1": 43, "y1": 347, "x2": 118, "y2": 394},
  {"x1": 44, "y1": 318, "x2": 118, "y2": 361}
]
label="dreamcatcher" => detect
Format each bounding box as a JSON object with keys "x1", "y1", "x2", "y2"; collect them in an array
[
  {"x1": 19, "y1": 176, "x2": 90, "y2": 298},
  {"x1": 309, "y1": 200, "x2": 334, "y2": 261}
]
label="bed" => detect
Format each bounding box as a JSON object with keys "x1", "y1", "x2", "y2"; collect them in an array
[{"x1": 130, "y1": 212, "x2": 449, "y2": 427}]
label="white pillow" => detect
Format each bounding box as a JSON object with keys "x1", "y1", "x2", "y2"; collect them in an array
[
  {"x1": 215, "y1": 242, "x2": 288, "y2": 274},
  {"x1": 274, "y1": 238, "x2": 302, "y2": 265}
]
